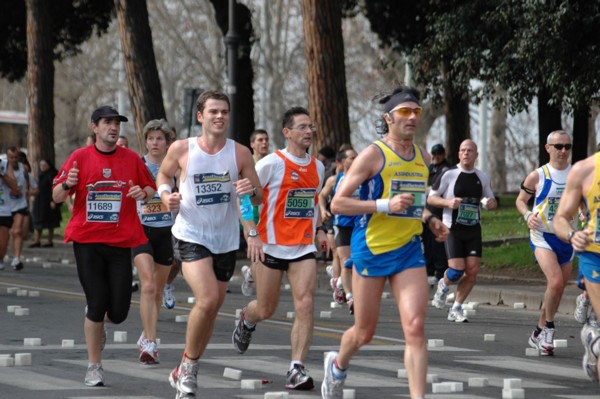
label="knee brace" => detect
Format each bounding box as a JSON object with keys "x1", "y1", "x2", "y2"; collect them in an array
[{"x1": 446, "y1": 268, "x2": 464, "y2": 283}]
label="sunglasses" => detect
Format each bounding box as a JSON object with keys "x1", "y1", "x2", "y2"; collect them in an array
[
  {"x1": 549, "y1": 143, "x2": 572, "y2": 151},
  {"x1": 393, "y1": 107, "x2": 422, "y2": 118}
]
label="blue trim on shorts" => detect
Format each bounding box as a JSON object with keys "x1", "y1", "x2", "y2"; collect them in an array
[
  {"x1": 530, "y1": 232, "x2": 574, "y2": 266},
  {"x1": 578, "y1": 252, "x2": 600, "y2": 284},
  {"x1": 352, "y1": 236, "x2": 425, "y2": 277}
]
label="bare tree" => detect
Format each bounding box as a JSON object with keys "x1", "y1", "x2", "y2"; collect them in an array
[{"x1": 115, "y1": 0, "x2": 166, "y2": 152}]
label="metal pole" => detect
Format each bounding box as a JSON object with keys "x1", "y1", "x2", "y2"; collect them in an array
[{"x1": 225, "y1": 0, "x2": 239, "y2": 140}]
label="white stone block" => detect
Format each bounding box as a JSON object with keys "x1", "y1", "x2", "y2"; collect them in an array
[
  {"x1": 468, "y1": 301, "x2": 480, "y2": 309},
  {"x1": 462, "y1": 303, "x2": 474, "y2": 310},
  {"x1": 381, "y1": 291, "x2": 391, "y2": 299},
  {"x1": 61, "y1": 339, "x2": 75, "y2": 347},
  {"x1": 28, "y1": 291, "x2": 40, "y2": 297},
  {"x1": 331, "y1": 301, "x2": 342, "y2": 309},
  {"x1": 320, "y1": 311, "x2": 332, "y2": 318},
  {"x1": 32, "y1": 256, "x2": 42, "y2": 262},
  {"x1": 502, "y1": 388, "x2": 525, "y2": 399},
  {"x1": 432, "y1": 382, "x2": 453, "y2": 393},
  {"x1": 513, "y1": 302, "x2": 525, "y2": 309},
  {"x1": 16, "y1": 289, "x2": 28, "y2": 296},
  {"x1": 428, "y1": 339, "x2": 444, "y2": 347},
  {"x1": 235, "y1": 308, "x2": 242, "y2": 318},
  {"x1": 468, "y1": 377, "x2": 489, "y2": 387},
  {"x1": 6, "y1": 287, "x2": 19, "y2": 294},
  {"x1": 343, "y1": 389, "x2": 356, "y2": 399},
  {"x1": 447, "y1": 292, "x2": 455, "y2": 301},
  {"x1": 15, "y1": 308, "x2": 29, "y2": 316},
  {"x1": 7, "y1": 305, "x2": 20, "y2": 313},
  {"x1": 24, "y1": 338, "x2": 42, "y2": 346},
  {"x1": 14, "y1": 353, "x2": 31, "y2": 366},
  {"x1": 42, "y1": 262, "x2": 52, "y2": 269},
  {"x1": 264, "y1": 392, "x2": 289, "y2": 399},
  {"x1": 156, "y1": 338, "x2": 160, "y2": 345},
  {"x1": 283, "y1": 284, "x2": 291, "y2": 290},
  {"x1": 187, "y1": 296, "x2": 196, "y2": 304},
  {"x1": 0, "y1": 356, "x2": 14, "y2": 367},
  {"x1": 241, "y1": 379, "x2": 262, "y2": 389},
  {"x1": 286, "y1": 312, "x2": 295, "y2": 319},
  {"x1": 175, "y1": 315, "x2": 188, "y2": 323},
  {"x1": 554, "y1": 339, "x2": 567, "y2": 348},
  {"x1": 484, "y1": 334, "x2": 496, "y2": 342},
  {"x1": 464, "y1": 309, "x2": 476, "y2": 316},
  {"x1": 427, "y1": 374, "x2": 439, "y2": 383},
  {"x1": 449, "y1": 382, "x2": 464, "y2": 392},
  {"x1": 113, "y1": 331, "x2": 128, "y2": 343},
  {"x1": 25, "y1": 258, "x2": 32, "y2": 263},
  {"x1": 525, "y1": 347, "x2": 539, "y2": 356},
  {"x1": 503, "y1": 378, "x2": 522, "y2": 389},
  {"x1": 61, "y1": 259, "x2": 70, "y2": 264},
  {"x1": 223, "y1": 367, "x2": 242, "y2": 380},
  {"x1": 397, "y1": 368, "x2": 408, "y2": 378}
]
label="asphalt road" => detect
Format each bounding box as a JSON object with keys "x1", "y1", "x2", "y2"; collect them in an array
[{"x1": 0, "y1": 245, "x2": 599, "y2": 399}]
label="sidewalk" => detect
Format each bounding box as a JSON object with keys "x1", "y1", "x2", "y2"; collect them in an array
[{"x1": 17, "y1": 239, "x2": 582, "y2": 317}]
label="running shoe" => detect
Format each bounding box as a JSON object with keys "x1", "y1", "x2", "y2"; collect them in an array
[
  {"x1": 581, "y1": 322, "x2": 600, "y2": 381},
  {"x1": 241, "y1": 265, "x2": 255, "y2": 297},
  {"x1": 331, "y1": 277, "x2": 346, "y2": 304},
  {"x1": 432, "y1": 279, "x2": 449, "y2": 309},
  {"x1": 232, "y1": 308, "x2": 255, "y2": 354},
  {"x1": 163, "y1": 283, "x2": 176, "y2": 309},
  {"x1": 346, "y1": 294, "x2": 354, "y2": 315},
  {"x1": 169, "y1": 361, "x2": 199, "y2": 395},
  {"x1": 285, "y1": 363, "x2": 314, "y2": 390},
  {"x1": 590, "y1": 311, "x2": 599, "y2": 328},
  {"x1": 541, "y1": 327, "x2": 555, "y2": 354},
  {"x1": 322, "y1": 351, "x2": 345, "y2": 399},
  {"x1": 326, "y1": 264, "x2": 334, "y2": 279},
  {"x1": 575, "y1": 293, "x2": 590, "y2": 324},
  {"x1": 11, "y1": 257, "x2": 23, "y2": 271},
  {"x1": 139, "y1": 340, "x2": 159, "y2": 365},
  {"x1": 84, "y1": 363, "x2": 104, "y2": 386},
  {"x1": 137, "y1": 332, "x2": 147, "y2": 351},
  {"x1": 447, "y1": 308, "x2": 468, "y2": 323},
  {"x1": 528, "y1": 329, "x2": 552, "y2": 356}
]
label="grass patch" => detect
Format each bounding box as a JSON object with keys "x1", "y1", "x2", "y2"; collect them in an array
[{"x1": 482, "y1": 241, "x2": 534, "y2": 270}]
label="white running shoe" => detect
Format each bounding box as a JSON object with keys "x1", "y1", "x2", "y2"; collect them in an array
[
  {"x1": 84, "y1": 363, "x2": 104, "y2": 386},
  {"x1": 447, "y1": 308, "x2": 468, "y2": 322},
  {"x1": 528, "y1": 329, "x2": 552, "y2": 355},
  {"x1": 575, "y1": 293, "x2": 591, "y2": 324},
  {"x1": 581, "y1": 323, "x2": 600, "y2": 381},
  {"x1": 326, "y1": 264, "x2": 334, "y2": 279},
  {"x1": 331, "y1": 277, "x2": 346, "y2": 304},
  {"x1": 321, "y1": 351, "x2": 345, "y2": 399},
  {"x1": 432, "y1": 280, "x2": 449, "y2": 309},
  {"x1": 163, "y1": 283, "x2": 176, "y2": 309},
  {"x1": 139, "y1": 340, "x2": 159, "y2": 365},
  {"x1": 241, "y1": 265, "x2": 255, "y2": 297},
  {"x1": 541, "y1": 327, "x2": 555, "y2": 354},
  {"x1": 169, "y1": 361, "x2": 199, "y2": 395}
]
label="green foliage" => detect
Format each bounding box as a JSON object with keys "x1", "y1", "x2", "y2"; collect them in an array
[{"x1": 0, "y1": 0, "x2": 114, "y2": 82}]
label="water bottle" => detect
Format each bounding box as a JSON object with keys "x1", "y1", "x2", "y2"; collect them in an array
[{"x1": 240, "y1": 194, "x2": 253, "y2": 221}]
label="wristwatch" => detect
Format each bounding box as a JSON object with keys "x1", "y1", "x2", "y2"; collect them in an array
[
  {"x1": 250, "y1": 186, "x2": 258, "y2": 197},
  {"x1": 248, "y1": 229, "x2": 258, "y2": 238},
  {"x1": 61, "y1": 181, "x2": 72, "y2": 191},
  {"x1": 567, "y1": 230, "x2": 576, "y2": 243}
]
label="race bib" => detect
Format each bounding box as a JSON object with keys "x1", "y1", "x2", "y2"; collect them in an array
[
  {"x1": 594, "y1": 209, "x2": 600, "y2": 245},
  {"x1": 284, "y1": 188, "x2": 316, "y2": 219},
  {"x1": 387, "y1": 179, "x2": 426, "y2": 219},
  {"x1": 193, "y1": 172, "x2": 232, "y2": 206},
  {"x1": 141, "y1": 196, "x2": 172, "y2": 223},
  {"x1": 456, "y1": 197, "x2": 480, "y2": 226},
  {"x1": 86, "y1": 191, "x2": 122, "y2": 223},
  {"x1": 546, "y1": 197, "x2": 560, "y2": 221}
]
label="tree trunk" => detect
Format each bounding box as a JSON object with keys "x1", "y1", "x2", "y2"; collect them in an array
[
  {"x1": 588, "y1": 106, "x2": 599, "y2": 155},
  {"x1": 115, "y1": 0, "x2": 165, "y2": 153},
  {"x1": 209, "y1": 0, "x2": 255, "y2": 147},
  {"x1": 572, "y1": 107, "x2": 589, "y2": 163},
  {"x1": 25, "y1": 0, "x2": 55, "y2": 176},
  {"x1": 489, "y1": 97, "x2": 507, "y2": 193},
  {"x1": 537, "y1": 88, "x2": 562, "y2": 167},
  {"x1": 301, "y1": 0, "x2": 351, "y2": 154},
  {"x1": 442, "y1": 63, "x2": 470, "y2": 165}
]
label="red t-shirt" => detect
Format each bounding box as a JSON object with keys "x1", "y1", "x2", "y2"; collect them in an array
[{"x1": 54, "y1": 146, "x2": 156, "y2": 248}]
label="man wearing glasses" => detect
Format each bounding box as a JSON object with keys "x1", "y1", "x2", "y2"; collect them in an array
[
  {"x1": 428, "y1": 139, "x2": 497, "y2": 322},
  {"x1": 321, "y1": 86, "x2": 448, "y2": 399},
  {"x1": 516, "y1": 130, "x2": 575, "y2": 356},
  {"x1": 233, "y1": 106, "x2": 327, "y2": 391}
]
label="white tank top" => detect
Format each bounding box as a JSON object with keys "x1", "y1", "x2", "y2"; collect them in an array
[
  {"x1": 171, "y1": 138, "x2": 239, "y2": 253},
  {"x1": 532, "y1": 163, "x2": 571, "y2": 234}
]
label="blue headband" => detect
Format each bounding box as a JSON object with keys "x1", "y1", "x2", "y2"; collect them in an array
[{"x1": 383, "y1": 91, "x2": 420, "y2": 114}]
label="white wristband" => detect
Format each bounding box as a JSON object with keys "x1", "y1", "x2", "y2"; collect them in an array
[
  {"x1": 524, "y1": 211, "x2": 533, "y2": 222},
  {"x1": 157, "y1": 183, "x2": 172, "y2": 197},
  {"x1": 376, "y1": 198, "x2": 390, "y2": 213}
]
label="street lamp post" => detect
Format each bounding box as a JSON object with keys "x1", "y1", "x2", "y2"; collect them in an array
[{"x1": 225, "y1": 0, "x2": 239, "y2": 140}]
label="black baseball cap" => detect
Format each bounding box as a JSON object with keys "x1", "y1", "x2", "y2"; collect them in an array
[
  {"x1": 91, "y1": 106, "x2": 128, "y2": 124},
  {"x1": 431, "y1": 144, "x2": 445, "y2": 155}
]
